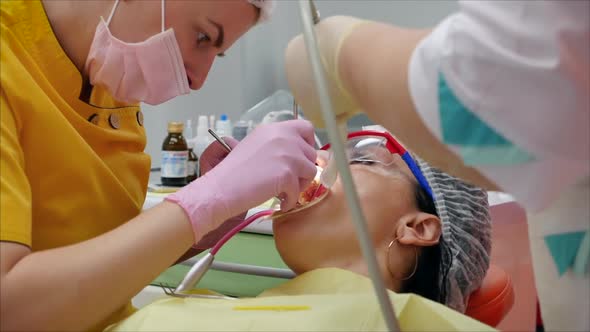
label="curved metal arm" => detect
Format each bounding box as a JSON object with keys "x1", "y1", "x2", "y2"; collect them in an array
[{"x1": 297, "y1": 1, "x2": 399, "y2": 331}]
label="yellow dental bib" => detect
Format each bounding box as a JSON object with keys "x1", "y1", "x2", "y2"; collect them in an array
[{"x1": 106, "y1": 268, "x2": 494, "y2": 331}]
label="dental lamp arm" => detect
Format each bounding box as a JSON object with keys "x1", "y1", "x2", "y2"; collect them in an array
[{"x1": 286, "y1": 17, "x2": 499, "y2": 190}]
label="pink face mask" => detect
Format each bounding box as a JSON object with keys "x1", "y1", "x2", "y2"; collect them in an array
[{"x1": 84, "y1": 0, "x2": 190, "y2": 105}]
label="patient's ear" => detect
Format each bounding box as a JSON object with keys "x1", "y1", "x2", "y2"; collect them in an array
[{"x1": 396, "y1": 213, "x2": 441, "y2": 247}]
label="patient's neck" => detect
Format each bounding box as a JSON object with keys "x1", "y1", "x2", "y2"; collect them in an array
[{"x1": 312, "y1": 253, "x2": 403, "y2": 292}]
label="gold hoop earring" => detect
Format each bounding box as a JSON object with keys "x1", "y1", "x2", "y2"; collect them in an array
[{"x1": 386, "y1": 238, "x2": 418, "y2": 281}]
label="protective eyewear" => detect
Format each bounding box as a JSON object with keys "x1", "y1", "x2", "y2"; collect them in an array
[{"x1": 320, "y1": 130, "x2": 434, "y2": 200}]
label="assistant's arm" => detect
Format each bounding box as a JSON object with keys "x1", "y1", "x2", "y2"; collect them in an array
[
  {"x1": 336, "y1": 22, "x2": 499, "y2": 190},
  {"x1": 288, "y1": 1, "x2": 589, "y2": 197},
  {"x1": 286, "y1": 17, "x2": 497, "y2": 189}
]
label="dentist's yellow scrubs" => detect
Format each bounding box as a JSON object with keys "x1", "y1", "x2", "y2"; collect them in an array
[{"x1": 1, "y1": 1, "x2": 150, "y2": 330}]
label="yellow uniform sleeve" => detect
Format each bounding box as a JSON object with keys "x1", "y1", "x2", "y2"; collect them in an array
[{"x1": 0, "y1": 88, "x2": 32, "y2": 246}]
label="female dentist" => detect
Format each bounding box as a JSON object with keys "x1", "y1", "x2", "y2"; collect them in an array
[
  {"x1": 286, "y1": 1, "x2": 589, "y2": 330},
  {"x1": 0, "y1": 0, "x2": 318, "y2": 331}
]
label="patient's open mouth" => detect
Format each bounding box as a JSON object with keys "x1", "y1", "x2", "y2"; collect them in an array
[
  {"x1": 272, "y1": 166, "x2": 329, "y2": 220},
  {"x1": 297, "y1": 179, "x2": 327, "y2": 206}
]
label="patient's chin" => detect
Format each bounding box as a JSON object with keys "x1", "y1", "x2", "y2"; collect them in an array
[
  {"x1": 273, "y1": 207, "x2": 319, "y2": 241},
  {"x1": 273, "y1": 204, "x2": 339, "y2": 254}
]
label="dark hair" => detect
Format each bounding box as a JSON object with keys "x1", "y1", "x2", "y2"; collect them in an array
[{"x1": 400, "y1": 183, "x2": 450, "y2": 305}]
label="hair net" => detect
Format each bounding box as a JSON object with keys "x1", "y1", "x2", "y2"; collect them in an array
[
  {"x1": 416, "y1": 157, "x2": 492, "y2": 313},
  {"x1": 247, "y1": 0, "x2": 275, "y2": 22}
]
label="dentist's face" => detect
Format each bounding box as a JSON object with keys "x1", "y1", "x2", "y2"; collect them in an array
[{"x1": 109, "y1": 0, "x2": 259, "y2": 90}]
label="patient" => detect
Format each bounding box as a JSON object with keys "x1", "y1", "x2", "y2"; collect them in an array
[
  {"x1": 273, "y1": 128, "x2": 491, "y2": 313},
  {"x1": 107, "y1": 129, "x2": 492, "y2": 331}
]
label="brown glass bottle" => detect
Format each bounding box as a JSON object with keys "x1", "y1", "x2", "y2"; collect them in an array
[
  {"x1": 161, "y1": 122, "x2": 188, "y2": 187},
  {"x1": 187, "y1": 143, "x2": 198, "y2": 183}
]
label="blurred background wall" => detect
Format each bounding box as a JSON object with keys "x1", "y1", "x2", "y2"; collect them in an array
[{"x1": 143, "y1": 0, "x2": 458, "y2": 167}]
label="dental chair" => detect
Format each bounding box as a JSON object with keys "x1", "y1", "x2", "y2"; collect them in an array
[{"x1": 465, "y1": 264, "x2": 515, "y2": 327}]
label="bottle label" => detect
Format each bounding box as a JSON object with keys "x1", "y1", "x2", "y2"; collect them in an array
[
  {"x1": 161, "y1": 151, "x2": 188, "y2": 178},
  {"x1": 187, "y1": 161, "x2": 197, "y2": 177}
]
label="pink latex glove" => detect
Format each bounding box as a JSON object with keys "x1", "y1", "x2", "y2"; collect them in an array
[
  {"x1": 198, "y1": 136, "x2": 239, "y2": 176},
  {"x1": 192, "y1": 137, "x2": 243, "y2": 250},
  {"x1": 166, "y1": 120, "x2": 317, "y2": 243}
]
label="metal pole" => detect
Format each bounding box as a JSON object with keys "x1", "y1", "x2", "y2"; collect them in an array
[{"x1": 296, "y1": 1, "x2": 399, "y2": 331}]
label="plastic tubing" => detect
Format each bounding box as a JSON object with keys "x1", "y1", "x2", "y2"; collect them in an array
[
  {"x1": 296, "y1": 1, "x2": 399, "y2": 331},
  {"x1": 210, "y1": 209, "x2": 274, "y2": 255}
]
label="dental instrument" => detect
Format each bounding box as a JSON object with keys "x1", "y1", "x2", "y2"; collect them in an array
[
  {"x1": 297, "y1": 1, "x2": 399, "y2": 330},
  {"x1": 208, "y1": 128, "x2": 232, "y2": 152}
]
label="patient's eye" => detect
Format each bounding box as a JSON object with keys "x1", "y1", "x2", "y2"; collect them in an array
[{"x1": 350, "y1": 159, "x2": 376, "y2": 166}]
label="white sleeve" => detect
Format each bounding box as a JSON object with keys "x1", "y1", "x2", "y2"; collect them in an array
[{"x1": 408, "y1": 0, "x2": 590, "y2": 212}]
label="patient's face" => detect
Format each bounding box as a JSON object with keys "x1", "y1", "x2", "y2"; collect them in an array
[{"x1": 273, "y1": 152, "x2": 418, "y2": 274}]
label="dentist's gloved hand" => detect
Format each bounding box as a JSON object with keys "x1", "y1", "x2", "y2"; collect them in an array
[
  {"x1": 191, "y1": 137, "x2": 243, "y2": 250},
  {"x1": 285, "y1": 16, "x2": 368, "y2": 128},
  {"x1": 198, "y1": 136, "x2": 240, "y2": 175},
  {"x1": 166, "y1": 120, "x2": 318, "y2": 243}
]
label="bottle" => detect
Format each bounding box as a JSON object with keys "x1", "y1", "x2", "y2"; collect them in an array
[
  {"x1": 185, "y1": 119, "x2": 194, "y2": 141},
  {"x1": 161, "y1": 122, "x2": 188, "y2": 187},
  {"x1": 209, "y1": 115, "x2": 216, "y2": 130},
  {"x1": 215, "y1": 113, "x2": 232, "y2": 137},
  {"x1": 187, "y1": 141, "x2": 199, "y2": 183},
  {"x1": 247, "y1": 120, "x2": 255, "y2": 135},
  {"x1": 194, "y1": 115, "x2": 213, "y2": 157},
  {"x1": 232, "y1": 120, "x2": 249, "y2": 141}
]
